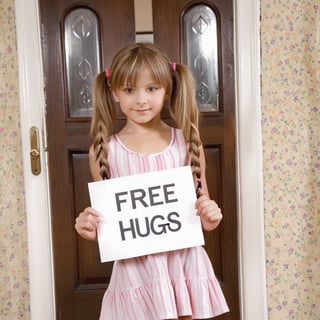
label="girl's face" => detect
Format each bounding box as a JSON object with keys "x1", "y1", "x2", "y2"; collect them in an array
[{"x1": 112, "y1": 67, "x2": 166, "y2": 126}]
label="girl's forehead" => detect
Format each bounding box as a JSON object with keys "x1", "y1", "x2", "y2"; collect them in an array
[{"x1": 120, "y1": 66, "x2": 160, "y2": 84}]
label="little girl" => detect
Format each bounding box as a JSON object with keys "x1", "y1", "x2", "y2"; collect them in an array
[{"x1": 75, "y1": 42, "x2": 229, "y2": 320}]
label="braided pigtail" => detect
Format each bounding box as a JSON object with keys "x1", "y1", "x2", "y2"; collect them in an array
[
  {"x1": 90, "y1": 71, "x2": 116, "y2": 179},
  {"x1": 169, "y1": 63, "x2": 203, "y2": 197}
]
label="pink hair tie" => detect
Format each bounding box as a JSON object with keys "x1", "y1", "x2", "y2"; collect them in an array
[
  {"x1": 171, "y1": 62, "x2": 176, "y2": 71},
  {"x1": 105, "y1": 68, "x2": 110, "y2": 79}
]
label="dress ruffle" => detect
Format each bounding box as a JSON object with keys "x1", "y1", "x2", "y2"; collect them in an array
[{"x1": 99, "y1": 248, "x2": 229, "y2": 320}]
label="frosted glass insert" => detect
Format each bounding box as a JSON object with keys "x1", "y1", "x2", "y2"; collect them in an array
[
  {"x1": 64, "y1": 8, "x2": 101, "y2": 117},
  {"x1": 183, "y1": 6, "x2": 219, "y2": 112}
]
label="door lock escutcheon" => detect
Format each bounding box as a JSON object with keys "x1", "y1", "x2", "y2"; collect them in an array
[{"x1": 30, "y1": 127, "x2": 41, "y2": 175}]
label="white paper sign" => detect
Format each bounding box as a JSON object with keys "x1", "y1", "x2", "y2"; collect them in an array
[{"x1": 88, "y1": 166, "x2": 204, "y2": 262}]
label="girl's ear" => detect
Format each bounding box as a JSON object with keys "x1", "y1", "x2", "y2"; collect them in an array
[{"x1": 111, "y1": 89, "x2": 120, "y2": 103}]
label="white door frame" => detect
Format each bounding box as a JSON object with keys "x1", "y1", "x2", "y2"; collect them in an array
[
  {"x1": 14, "y1": 0, "x2": 267, "y2": 319},
  {"x1": 14, "y1": 0, "x2": 55, "y2": 318}
]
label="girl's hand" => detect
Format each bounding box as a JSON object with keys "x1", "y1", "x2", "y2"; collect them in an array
[
  {"x1": 195, "y1": 195, "x2": 223, "y2": 231},
  {"x1": 75, "y1": 207, "x2": 100, "y2": 241}
]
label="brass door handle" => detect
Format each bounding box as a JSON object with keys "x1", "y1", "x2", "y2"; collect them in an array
[
  {"x1": 30, "y1": 148, "x2": 40, "y2": 158},
  {"x1": 30, "y1": 127, "x2": 41, "y2": 175}
]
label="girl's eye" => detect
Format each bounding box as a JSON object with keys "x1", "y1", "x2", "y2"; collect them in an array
[
  {"x1": 147, "y1": 86, "x2": 158, "y2": 92},
  {"x1": 123, "y1": 87, "x2": 134, "y2": 93}
]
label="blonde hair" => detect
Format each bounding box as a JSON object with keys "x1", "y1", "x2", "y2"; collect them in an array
[{"x1": 91, "y1": 42, "x2": 202, "y2": 193}]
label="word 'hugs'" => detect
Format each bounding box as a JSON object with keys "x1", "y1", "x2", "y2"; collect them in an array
[{"x1": 114, "y1": 183, "x2": 182, "y2": 240}]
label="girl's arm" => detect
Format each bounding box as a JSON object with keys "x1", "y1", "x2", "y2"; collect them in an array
[
  {"x1": 74, "y1": 145, "x2": 101, "y2": 240},
  {"x1": 195, "y1": 145, "x2": 223, "y2": 231}
]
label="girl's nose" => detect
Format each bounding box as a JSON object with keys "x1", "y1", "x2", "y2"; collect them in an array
[{"x1": 136, "y1": 91, "x2": 147, "y2": 105}]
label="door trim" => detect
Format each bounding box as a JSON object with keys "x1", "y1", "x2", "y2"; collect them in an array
[
  {"x1": 14, "y1": 0, "x2": 56, "y2": 318},
  {"x1": 234, "y1": 1, "x2": 268, "y2": 319},
  {"x1": 15, "y1": 0, "x2": 267, "y2": 319}
]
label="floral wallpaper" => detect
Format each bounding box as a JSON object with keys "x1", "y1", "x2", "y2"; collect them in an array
[
  {"x1": 261, "y1": 1, "x2": 320, "y2": 319},
  {"x1": 0, "y1": 0, "x2": 319, "y2": 319},
  {"x1": 0, "y1": 0, "x2": 30, "y2": 319}
]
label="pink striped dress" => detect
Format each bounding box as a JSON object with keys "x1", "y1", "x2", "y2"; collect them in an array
[{"x1": 99, "y1": 128, "x2": 229, "y2": 319}]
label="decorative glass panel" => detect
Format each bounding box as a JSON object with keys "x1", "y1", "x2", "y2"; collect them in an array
[
  {"x1": 64, "y1": 8, "x2": 101, "y2": 118},
  {"x1": 183, "y1": 5, "x2": 219, "y2": 112}
]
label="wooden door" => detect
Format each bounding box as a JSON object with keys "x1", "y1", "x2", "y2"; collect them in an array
[
  {"x1": 39, "y1": 1, "x2": 135, "y2": 319},
  {"x1": 40, "y1": 0, "x2": 238, "y2": 318},
  {"x1": 152, "y1": 1, "x2": 239, "y2": 319}
]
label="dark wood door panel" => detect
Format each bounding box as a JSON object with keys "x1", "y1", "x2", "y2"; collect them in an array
[
  {"x1": 71, "y1": 152, "x2": 112, "y2": 289},
  {"x1": 153, "y1": 1, "x2": 239, "y2": 319},
  {"x1": 203, "y1": 146, "x2": 223, "y2": 279},
  {"x1": 40, "y1": 0, "x2": 135, "y2": 318}
]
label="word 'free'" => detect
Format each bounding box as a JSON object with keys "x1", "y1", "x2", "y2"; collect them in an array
[{"x1": 115, "y1": 183, "x2": 178, "y2": 212}]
